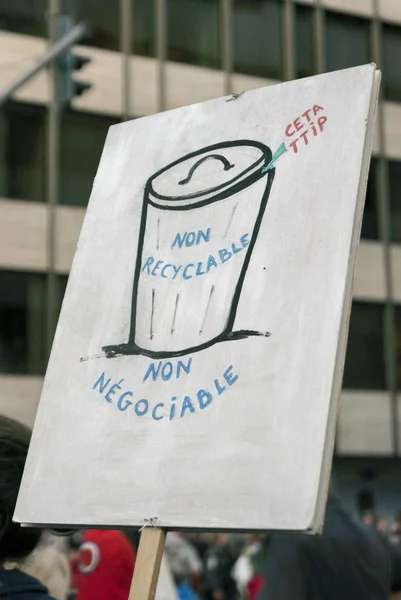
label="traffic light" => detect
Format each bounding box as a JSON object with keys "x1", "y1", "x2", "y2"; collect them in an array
[{"x1": 56, "y1": 16, "x2": 92, "y2": 104}]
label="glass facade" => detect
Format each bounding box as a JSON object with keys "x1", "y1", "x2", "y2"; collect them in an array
[
  {"x1": 325, "y1": 11, "x2": 371, "y2": 72},
  {"x1": 60, "y1": 110, "x2": 117, "y2": 207},
  {"x1": 1, "y1": 104, "x2": 115, "y2": 207},
  {"x1": 0, "y1": 0, "x2": 399, "y2": 101},
  {"x1": 388, "y1": 160, "x2": 401, "y2": 244},
  {"x1": 0, "y1": 0, "x2": 154, "y2": 57},
  {"x1": 295, "y1": 4, "x2": 315, "y2": 80},
  {"x1": 68, "y1": 0, "x2": 119, "y2": 51},
  {"x1": 0, "y1": 272, "x2": 69, "y2": 376},
  {"x1": 57, "y1": 275, "x2": 69, "y2": 321},
  {"x1": 233, "y1": 0, "x2": 283, "y2": 79},
  {"x1": 4, "y1": 103, "x2": 46, "y2": 203},
  {"x1": 396, "y1": 306, "x2": 401, "y2": 390},
  {"x1": 133, "y1": 0, "x2": 155, "y2": 57},
  {"x1": 0, "y1": 270, "x2": 46, "y2": 375},
  {"x1": 168, "y1": 0, "x2": 221, "y2": 68},
  {"x1": 343, "y1": 302, "x2": 386, "y2": 390},
  {"x1": 382, "y1": 24, "x2": 401, "y2": 102},
  {"x1": 68, "y1": 0, "x2": 154, "y2": 56},
  {"x1": 362, "y1": 158, "x2": 379, "y2": 241},
  {"x1": 0, "y1": 0, "x2": 47, "y2": 38}
]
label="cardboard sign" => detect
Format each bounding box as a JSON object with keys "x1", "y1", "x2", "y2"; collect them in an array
[{"x1": 15, "y1": 65, "x2": 380, "y2": 533}]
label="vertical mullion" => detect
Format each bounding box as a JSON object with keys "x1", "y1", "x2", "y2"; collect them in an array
[
  {"x1": 155, "y1": 0, "x2": 167, "y2": 112},
  {"x1": 0, "y1": 110, "x2": 8, "y2": 197},
  {"x1": 283, "y1": 0, "x2": 295, "y2": 81},
  {"x1": 315, "y1": 2, "x2": 325, "y2": 74},
  {"x1": 372, "y1": 0, "x2": 398, "y2": 455},
  {"x1": 221, "y1": 0, "x2": 233, "y2": 95},
  {"x1": 120, "y1": 0, "x2": 133, "y2": 121}
]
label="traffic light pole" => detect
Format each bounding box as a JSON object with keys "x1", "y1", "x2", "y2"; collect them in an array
[
  {"x1": 46, "y1": 0, "x2": 61, "y2": 356},
  {"x1": 0, "y1": 20, "x2": 89, "y2": 106},
  {"x1": 0, "y1": 0, "x2": 91, "y2": 355}
]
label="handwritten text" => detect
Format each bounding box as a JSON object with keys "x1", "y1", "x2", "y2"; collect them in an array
[
  {"x1": 285, "y1": 104, "x2": 327, "y2": 154},
  {"x1": 92, "y1": 364, "x2": 239, "y2": 421},
  {"x1": 142, "y1": 233, "x2": 249, "y2": 281}
]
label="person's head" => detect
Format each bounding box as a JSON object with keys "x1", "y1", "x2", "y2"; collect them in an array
[
  {"x1": 74, "y1": 530, "x2": 135, "y2": 600},
  {"x1": 361, "y1": 511, "x2": 376, "y2": 527},
  {"x1": 0, "y1": 415, "x2": 42, "y2": 566},
  {"x1": 376, "y1": 518, "x2": 388, "y2": 534}
]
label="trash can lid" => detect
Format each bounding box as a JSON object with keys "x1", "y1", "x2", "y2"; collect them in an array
[{"x1": 148, "y1": 140, "x2": 272, "y2": 210}]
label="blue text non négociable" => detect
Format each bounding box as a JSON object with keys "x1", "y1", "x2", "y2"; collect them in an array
[{"x1": 91, "y1": 364, "x2": 239, "y2": 421}]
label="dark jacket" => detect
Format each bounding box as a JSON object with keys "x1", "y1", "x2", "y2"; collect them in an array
[
  {"x1": 0, "y1": 569, "x2": 55, "y2": 599},
  {"x1": 203, "y1": 544, "x2": 237, "y2": 600},
  {"x1": 257, "y1": 497, "x2": 401, "y2": 600}
]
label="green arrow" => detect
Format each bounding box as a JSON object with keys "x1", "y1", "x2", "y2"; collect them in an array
[{"x1": 262, "y1": 142, "x2": 287, "y2": 173}]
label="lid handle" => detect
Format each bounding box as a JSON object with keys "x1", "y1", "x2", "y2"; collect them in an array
[{"x1": 178, "y1": 154, "x2": 234, "y2": 186}]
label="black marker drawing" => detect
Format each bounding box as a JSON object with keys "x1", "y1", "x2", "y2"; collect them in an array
[{"x1": 102, "y1": 140, "x2": 275, "y2": 360}]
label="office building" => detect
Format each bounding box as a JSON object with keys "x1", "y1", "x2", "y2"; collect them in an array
[{"x1": 1, "y1": 0, "x2": 401, "y2": 515}]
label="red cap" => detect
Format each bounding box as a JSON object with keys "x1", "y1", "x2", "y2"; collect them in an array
[{"x1": 75, "y1": 530, "x2": 136, "y2": 600}]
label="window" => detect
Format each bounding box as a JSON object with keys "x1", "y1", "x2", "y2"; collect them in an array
[
  {"x1": 325, "y1": 12, "x2": 370, "y2": 73},
  {"x1": 388, "y1": 161, "x2": 401, "y2": 244},
  {"x1": 168, "y1": 0, "x2": 221, "y2": 69},
  {"x1": 67, "y1": 0, "x2": 119, "y2": 51},
  {"x1": 4, "y1": 103, "x2": 46, "y2": 203},
  {"x1": 361, "y1": 158, "x2": 379, "y2": 240},
  {"x1": 133, "y1": 0, "x2": 155, "y2": 57},
  {"x1": 295, "y1": 4, "x2": 315, "y2": 80},
  {"x1": 2, "y1": 106, "x2": 116, "y2": 207},
  {"x1": 343, "y1": 302, "x2": 386, "y2": 390},
  {"x1": 0, "y1": 0, "x2": 155, "y2": 57},
  {"x1": 382, "y1": 24, "x2": 401, "y2": 102},
  {"x1": 233, "y1": 0, "x2": 283, "y2": 79},
  {"x1": 56, "y1": 275, "x2": 69, "y2": 323},
  {"x1": 395, "y1": 306, "x2": 401, "y2": 390},
  {"x1": 0, "y1": 271, "x2": 46, "y2": 375},
  {"x1": 0, "y1": 0, "x2": 46, "y2": 37},
  {"x1": 60, "y1": 111, "x2": 117, "y2": 207}
]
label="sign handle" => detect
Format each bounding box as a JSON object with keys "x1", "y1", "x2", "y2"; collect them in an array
[{"x1": 129, "y1": 527, "x2": 167, "y2": 600}]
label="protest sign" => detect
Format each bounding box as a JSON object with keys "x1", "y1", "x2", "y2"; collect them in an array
[{"x1": 15, "y1": 65, "x2": 379, "y2": 538}]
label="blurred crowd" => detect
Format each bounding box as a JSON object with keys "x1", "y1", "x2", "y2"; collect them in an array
[
  {"x1": 3, "y1": 413, "x2": 401, "y2": 600},
  {"x1": 7, "y1": 506, "x2": 401, "y2": 600}
]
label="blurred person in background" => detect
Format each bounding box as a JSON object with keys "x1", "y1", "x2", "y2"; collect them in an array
[
  {"x1": 0, "y1": 415, "x2": 57, "y2": 599},
  {"x1": 376, "y1": 518, "x2": 389, "y2": 535},
  {"x1": 5, "y1": 542, "x2": 71, "y2": 600},
  {"x1": 66, "y1": 531, "x2": 84, "y2": 599},
  {"x1": 165, "y1": 532, "x2": 203, "y2": 599},
  {"x1": 255, "y1": 488, "x2": 401, "y2": 600},
  {"x1": 184, "y1": 534, "x2": 212, "y2": 562},
  {"x1": 202, "y1": 534, "x2": 237, "y2": 600},
  {"x1": 357, "y1": 488, "x2": 377, "y2": 527},
  {"x1": 361, "y1": 510, "x2": 377, "y2": 528},
  {"x1": 72, "y1": 529, "x2": 136, "y2": 600},
  {"x1": 390, "y1": 511, "x2": 401, "y2": 545},
  {"x1": 232, "y1": 534, "x2": 262, "y2": 600}
]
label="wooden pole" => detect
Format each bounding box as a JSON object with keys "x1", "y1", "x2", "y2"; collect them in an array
[{"x1": 129, "y1": 528, "x2": 167, "y2": 600}]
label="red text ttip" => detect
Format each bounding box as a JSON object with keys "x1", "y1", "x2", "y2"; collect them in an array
[{"x1": 285, "y1": 105, "x2": 327, "y2": 154}]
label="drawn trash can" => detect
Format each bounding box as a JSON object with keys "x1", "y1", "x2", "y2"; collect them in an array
[{"x1": 103, "y1": 140, "x2": 275, "y2": 359}]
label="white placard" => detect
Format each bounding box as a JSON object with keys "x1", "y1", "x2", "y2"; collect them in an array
[{"x1": 15, "y1": 65, "x2": 379, "y2": 533}]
